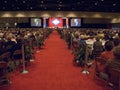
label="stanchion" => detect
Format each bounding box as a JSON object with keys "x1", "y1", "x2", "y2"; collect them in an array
[
  {"x1": 70, "y1": 35, "x2": 72, "y2": 49},
  {"x1": 81, "y1": 44, "x2": 90, "y2": 74},
  {"x1": 30, "y1": 39, "x2": 35, "y2": 62},
  {"x1": 36, "y1": 37, "x2": 40, "y2": 53},
  {"x1": 21, "y1": 44, "x2": 29, "y2": 74}
]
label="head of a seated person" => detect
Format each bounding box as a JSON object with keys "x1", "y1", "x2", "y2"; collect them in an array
[
  {"x1": 16, "y1": 38, "x2": 22, "y2": 44},
  {"x1": 75, "y1": 34, "x2": 79, "y2": 39},
  {"x1": 118, "y1": 32, "x2": 120, "y2": 38},
  {"x1": 113, "y1": 46, "x2": 120, "y2": 60},
  {"x1": 113, "y1": 37, "x2": 120, "y2": 46},
  {"x1": 6, "y1": 36, "x2": 12, "y2": 41},
  {"x1": 95, "y1": 37, "x2": 100, "y2": 41},
  {"x1": 105, "y1": 41, "x2": 114, "y2": 51}
]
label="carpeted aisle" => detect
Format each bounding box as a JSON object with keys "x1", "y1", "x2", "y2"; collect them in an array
[{"x1": 7, "y1": 30, "x2": 111, "y2": 90}]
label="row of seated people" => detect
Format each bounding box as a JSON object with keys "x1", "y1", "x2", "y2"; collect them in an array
[
  {"x1": 58, "y1": 28, "x2": 120, "y2": 90},
  {"x1": 58, "y1": 28, "x2": 120, "y2": 63},
  {"x1": 58, "y1": 28, "x2": 120, "y2": 55},
  {"x1": 0, "y1": 28, "x2": 53, "y2": 87},
  {"x1": 0, "y1": 29, "x2": 44, "y2": 63},
  {"x1": 95, "y1": 45, "x2": 120, "y2": 90},
  {"x1": 0, "y1": 28, "x2": 53, "y2": 65},
  {"x1": 86, "y1": 31, "x2": 119, "y2": 90}
]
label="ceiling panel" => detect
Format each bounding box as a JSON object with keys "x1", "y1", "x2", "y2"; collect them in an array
[{"x1": 0, "y1": 0, "x2": 120, "y2": 12}]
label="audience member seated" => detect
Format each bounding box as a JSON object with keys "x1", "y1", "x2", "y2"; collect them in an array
[
  {"x1": 100, "y1": 41, "x2": 114, "y2": 60},
  {"x1": 94, "y1": 41, "x2": 114, "y2": 76},
  {"x1": 5, "y1": 36, "x2": 16, "y2": 53},
  {"x1": 113, "y1": 36, "x2": 120, "y2": 46},
  {"x1": 92, "y1": 37, "x2": 103, "y2": 58},
  {"x1": 106, "y1": 46, "x2": 120, "y2": 70},
  {"x1": 73, "y1": 41, "x2": 87, "y2": 67},
  {"x1": 106, "y1": 46, "x2": 120, "y2": 90},
  {"x1": 72, "y1": 34, "x2": 80, "y2": 53}
]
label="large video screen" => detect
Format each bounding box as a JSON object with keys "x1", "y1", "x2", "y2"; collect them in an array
[
  {"x1": 31, "y1": 18, "x2": 42, "y2": 27},
  {"x1": 49, "y1": 17, "x2": 63, "y2": 28},
  {"x1": 70, "y1": 18, "x2": 81, "y2": 27}
]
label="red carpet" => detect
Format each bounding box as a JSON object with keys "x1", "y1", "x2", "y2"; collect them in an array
[{"x1": 1, "y1": 30, "x2": 111, "y2": 90}]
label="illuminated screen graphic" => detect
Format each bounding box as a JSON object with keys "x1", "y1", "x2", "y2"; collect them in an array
[
  {"x1": 70, "y1": 18, "x2": 81, "y2": 27},
  {"x1": 49, "y1": 17, "x2": 63, "y2": 28},
  {"x1": 31, "y1": 18, "x2": 41, "y2": 27}
]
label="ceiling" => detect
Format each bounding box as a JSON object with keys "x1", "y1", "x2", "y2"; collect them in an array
[{"x1": 0, "y1": 0, "x2": 120, "y2": 12}]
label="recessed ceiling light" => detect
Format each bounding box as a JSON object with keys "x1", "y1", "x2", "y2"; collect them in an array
[
  {"x1": 72, "y1": 8, "x2": 75, "y2": 10},
  {"x1": 44, "y1": 7, "x2": 47, "y2": 10},
  {"x1": 41, "y1": 1, "x2": 44, "y2": 3},
  {"x1": 59, "y1": 4, "x2": 62, "y2": 7},
  {"x1": 23, "y1": 1, "x2": 26, "y2": 3},
  {"x1": 30, "y1": 7, "x2": 33, "y2": 9},
  {"x1": 12, "y1": 4, "x2": 14, "y2": 7},
  {"x1": 77, "y1": 2, "x2": 80, "y2": 4},
  {"x1": 3, "y1": 7, "x2": 5, "y2": 9},
  {"x1": 4, "y1": 1, "x2": 7, "y2": 3},
  {"x1": 58, "y1": 8, "x2": 61, "y2": 10},
  {"x1": 17, "y1": 7, "x2": 19, "y2": 9},
  {"x1": 113, "y1": 4, "x2": 116, "y2": 6},
  {"x1": 95, "y1": 2, "x2": 97, "y2": 5},
  {"x1": 59, "y1": 1, "x2": 62, "y2": 4}
]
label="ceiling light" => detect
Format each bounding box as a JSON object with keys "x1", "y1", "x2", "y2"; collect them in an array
[
  {"x1": 95, "y1": 2, "x2": 97, "y2": 5},
  {"x1": 44, "y1": 7, "x2": 47, "y2": 10},
  {"x1": 30, "y1": 7, "x2": 33, "y2": 9},
  {"x1": 58, "y1": 8, "x2": 61, "y2": 10},
  {"x1": 23, "y1": 1, "x2": 26, "y2": 3},
  {"x1": 113, "y1": 4, "x2": 116, "y2": 6},
  {"x1": 77, "y1": 2, "x2": 80, "y2": 4},
  {"x1": 17, "y1": 7, "x2": 19, "y2": 10},
  {"x1": 59, "y1": 1, "x2": 62, "y2": 4},
  {"x1": 4, "y1": 1, "x2": 7, "y2": 3},
  {"x1": 41, "y1": 1, "x2": 44, "y2": 4},
  {"x1": 3, "y1": 7, "x2": 5, "y2": 9}
]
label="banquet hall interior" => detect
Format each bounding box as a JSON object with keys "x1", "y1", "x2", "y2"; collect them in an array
[{"x1": 0, "y1": 0, "x2": 120, "y2": 90}]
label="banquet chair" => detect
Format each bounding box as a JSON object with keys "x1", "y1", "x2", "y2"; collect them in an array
[
  {"x1": 0, "y1": 61, "x2": 10, "y2": 89},
  {"x1": 94, "y1": 57, "x2": 109, "y2": 86},
  {"x1": 6, "y1": 44, "x2": 14, "y2": 51},
  {"x1": 12, "y1": 49, "x2": 22, "y2": 69},
  {"x1": 0, "y1": 51, "x2": 15, "y2": 72},
  {"x1": 92, "y1": 43, "x2": 103, "y2": 59},
  {"x1": 108, "y1": 67, "x2": 120, "y2": 90},
  {"x1": 1, "y1": 52, "x2": 11, "y2": 62},
  {"x1": 92, "y1": 50, "x2": 102, "y2": 59}
]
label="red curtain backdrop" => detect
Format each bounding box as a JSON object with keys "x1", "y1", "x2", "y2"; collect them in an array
[{"x1": 49, "y1": 17, "x2": 63, "y2": 28}]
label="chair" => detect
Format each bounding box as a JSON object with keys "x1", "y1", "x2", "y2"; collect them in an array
[
  {"x1": 0, "y1": 52, "x2": 11, "y2": 62},
  {"x1": 12, "y1": 49, "x2": 22, "y2": 69},
  {"x1": 92, "y1": 50, "x2": 102, "y2": 59},
  {"x1": 94, "y1": 57, "x2": 109, "y2": 86},
  {"x1": 0, "y1": 51, "x2": 14, "y2": 72},
  {"x1": 6, "y1": 45, "x2": 13, "y2": 51},
  {"x1": 92, "y1": 43, "x2": 103, "y2": 59},
  {"x1": 108, "y1": 67, "x2": 120, "y2": 90},
  {"x1": 0, "y1": 61, "x2": 10, "y2": 89}
]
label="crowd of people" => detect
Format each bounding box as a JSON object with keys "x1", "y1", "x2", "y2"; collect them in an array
[
  {"x1": 58, "y1": 28, "x2": 120, "y2": 89},
  {"x1": 0, "y1": 28, "x2": 52, "y2": 72},
  {"x1": 0, "y1": 27, "x2": 120, "y2": 89}
]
